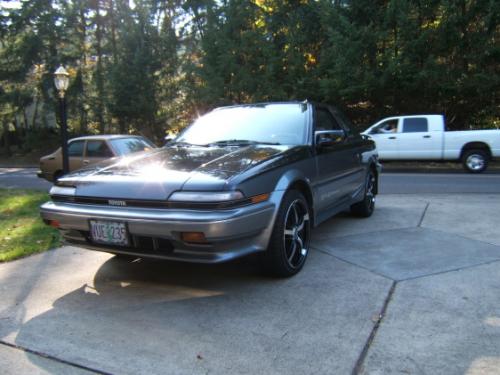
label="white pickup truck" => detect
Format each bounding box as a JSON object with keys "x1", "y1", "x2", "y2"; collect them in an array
[{"x1": 363, "y1": 115, "x2": 500, "y2": 173}]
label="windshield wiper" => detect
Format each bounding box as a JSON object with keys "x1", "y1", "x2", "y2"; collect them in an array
[
  {"x1": 169, "y1": 141, "x2": 208, "y2": 147},
  {"x1": 206, "y1": 139, "x2": 281, "y2": 146}
]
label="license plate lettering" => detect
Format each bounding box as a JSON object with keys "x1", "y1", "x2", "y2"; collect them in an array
[{"x1": 90, "y1": 220, "x2": 129, "y2": 246}]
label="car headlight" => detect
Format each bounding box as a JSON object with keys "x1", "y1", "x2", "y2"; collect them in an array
[
  {"x1": 168, "y1": 191, "x2": 244, "y2": 202},
  {"x1": 168, "y1": 191, "x2": 271, "y2": 208},
  {"x1": 49, "y1": 186, "x2": 76, "y2": 196}
]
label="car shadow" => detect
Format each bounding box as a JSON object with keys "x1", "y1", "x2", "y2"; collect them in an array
[
  {"x1": 10, "y1": 252, "x2": 291, "y2": 372},
  {"x1": 94, "y1": 253, "x2": 269, "y2": 290}
]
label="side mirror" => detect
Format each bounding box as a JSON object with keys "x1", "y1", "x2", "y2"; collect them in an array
[
  {"x1": 315, "y1": 130, "x2": 345, "y2": 147},
  {"x1": 164, "y1": 136, "x2": 173, "y2": 145}
]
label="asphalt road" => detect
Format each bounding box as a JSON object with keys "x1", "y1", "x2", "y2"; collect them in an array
[
  {"x1": 0, "y1": 168, "x2": 52, "y2": 191},
  {"x1": 379, "y1": 172, "x2": 500, "y2": 194},
  {"x1": 1, "y1": 167, "x2": 500, "y2": 194}
]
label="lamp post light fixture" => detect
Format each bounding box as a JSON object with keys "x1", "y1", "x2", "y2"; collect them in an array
[{"x1": 54, "y1": 66, "x2": 70, "y2": 176}]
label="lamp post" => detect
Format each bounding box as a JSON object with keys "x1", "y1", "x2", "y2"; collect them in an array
[{"x1": 54, "y1": 66, "x2": 70, "y2": 175}]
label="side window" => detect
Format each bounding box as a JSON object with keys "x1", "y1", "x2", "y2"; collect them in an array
[
  {"x1": 373, "y1": 119, "x2": 398, "y2": 134},
  {"x1": 68, "y1": 141, "x2": 84, "y2": 157},
  {"x1": 110, "y1": 138, "x2": 153, "y2": 156},
  {"x1": 86, "y1": 140, "x2": 113, "y2": 158},
  {"x1": 402, "y1": 118, "x2": 428, "y2": 133},
  {"x1": 315, "y1": 108, "x2": 342, "y2": 131}
]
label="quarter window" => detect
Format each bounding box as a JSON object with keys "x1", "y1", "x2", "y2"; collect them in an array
[
  {"x1": 403, "y1": 118, "x2": 428, "y2": 133},
  {"x1": 86, "y1": 140, "x2": 113, "y2": 158},
  {"x1": 68, "y1": 141, "x2": 84, "y2": 157},
  {"x1": 315, "y1": 108, "x2": 342, "y2": 131}
]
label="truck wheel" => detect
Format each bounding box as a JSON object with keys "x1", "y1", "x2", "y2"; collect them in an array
[
  {"x1": 462, "y1": 149, "x2": 488, "y2": 173},
  {"x1": 263, "y1": 190, "x2": 311, "y2": 277},
  {"x1": 350, "y1": 169, "x2": 376, "y2": 217}
]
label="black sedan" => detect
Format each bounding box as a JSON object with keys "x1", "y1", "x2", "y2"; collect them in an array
[{"x1": 41, "y1": 101, "x2": 380, "y2": 277}]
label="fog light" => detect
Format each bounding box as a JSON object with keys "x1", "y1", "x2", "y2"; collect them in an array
[
  {"x1": 181, "y1": 232, "x2": 207, "y2": 244},
  {"x1": 49, "y1": 220, "x2": 60, "y2": 228}
]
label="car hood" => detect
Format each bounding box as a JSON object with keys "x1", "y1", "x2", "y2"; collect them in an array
[{"x1": 59, "y1": 144, "x2": 294, "y2": 199}]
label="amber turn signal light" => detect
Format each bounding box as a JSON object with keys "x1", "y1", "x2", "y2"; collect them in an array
[
  {"x1": 181, "y1": 232, "x2": 207, "y2": 244},
  {"x1": 49, "y1": 220, "x2": 60, "y2": 228},
  {"x1": 250, "y1": 193, "x2": 270, "y2": 204}
]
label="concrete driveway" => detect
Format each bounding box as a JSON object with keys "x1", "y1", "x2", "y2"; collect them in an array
[{"x1": 1, "y1": 194, "x2": 500, "y2": 374}]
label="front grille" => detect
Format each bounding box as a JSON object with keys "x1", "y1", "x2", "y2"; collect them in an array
[
  {"x1": 76, "y1": 230, "x2": 175, "y2": 255},
  {"x1": 131, "y1": 235, "x2": 174, "y2": 253},
  {"x1": 51, "y1": 195, "x2": 253, "y2": 210},
  {"x1": 52, "y1": 195, "x2": 172, "y2": 208}
]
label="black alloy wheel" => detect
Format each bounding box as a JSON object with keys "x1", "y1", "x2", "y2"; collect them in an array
[
  {"x1": 351, "y1": 170, "x2": 376, "y2": 217},
  {"x1": 283, "y1": 198, "x2": 310, "y2": 270},
  {"x1": 264, "y1": 190, "x2": 311, "y2": 277}
]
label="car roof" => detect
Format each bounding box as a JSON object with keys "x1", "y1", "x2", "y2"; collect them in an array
[
  {"x1": 213, "y1": 100, "x2": 310, "y2": 110},
  {"x1": 69, "y1": 135, "x2": 144, "y2": 142},
  {"x1": 212, "y1": 100, "x2": 342, "y2": 112}
]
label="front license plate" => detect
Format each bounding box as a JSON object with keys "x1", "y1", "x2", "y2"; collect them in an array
[{"x1": 90, "y1": 220, "x2": 129, "y2": 246}]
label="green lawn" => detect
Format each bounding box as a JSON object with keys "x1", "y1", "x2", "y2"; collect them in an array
[{"x1": 0, "y1": 189, "x2": 60, "y2": 262}]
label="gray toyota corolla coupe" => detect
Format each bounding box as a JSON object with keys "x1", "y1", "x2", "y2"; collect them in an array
[{"x1": 41, "y1": 101, "x2": 380, "y2": 276}]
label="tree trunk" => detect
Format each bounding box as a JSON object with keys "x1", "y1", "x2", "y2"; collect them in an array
[
  {"x1": 23, "y1": 108, "x2": 29, "y2": 129},
  {"x1": 3, "y1": 122, "x2": 11, "y2": 157},
  {"x1": 31, "y1": 95, "x2": 39, "y2": 128},
  {"x1": 95, "y1": 0, "x2": 106, "y2": 133},
  {"x1": 78, "y1": 4, "x2": 88, "y2": 134},
  {"x1": 118, "y1": 118, "x2": 126, "y2": 133},
  {"x1": 109, "y1": 0, "x2": 118, "y2": 61}
]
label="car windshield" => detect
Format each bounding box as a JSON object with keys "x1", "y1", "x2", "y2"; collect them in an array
[
  {"x1": 175, "y1": 103, "x2": 308, "y2": 146},
  {"x1": 110, "y1": 138, "x2": 154, "y2": 156}
]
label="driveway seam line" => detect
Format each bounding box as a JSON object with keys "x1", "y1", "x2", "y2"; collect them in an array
[
  {"x1": 0, "y1": 340, "x2": 112, "y2": 375},
  {"x1": 311, "y1": 247, "x2": 394, "y2": 281},
  {"x1": 312, "y1": 225, "x2": 420, "y2": 241},
  {"x1": 417, "y1": 202, "x2": 430, "y2": 227},
  {"x1": 418, "y1": 226, "x2": 500, "y2": 249},
  {"x1": 396, "y1": 258, "x2": 500, "y2": 282},
  {"x1": 351, "y1": 281, "x2": 397, "y2": 375}
]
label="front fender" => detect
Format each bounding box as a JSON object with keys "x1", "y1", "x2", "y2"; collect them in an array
[{"x1": 274, "y1": 168, "x2": 313, "y2": 193}]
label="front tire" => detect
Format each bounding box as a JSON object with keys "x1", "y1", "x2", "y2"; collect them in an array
[
  {"x1": 263, "y1": 190, "x2": 311, "y2": 277},
  {"x1": 462, "y1": 149, "x2": 488, "y2": 173},
  {"x1": 351, "y1": 169, "x2": 376, "y2": 217}
]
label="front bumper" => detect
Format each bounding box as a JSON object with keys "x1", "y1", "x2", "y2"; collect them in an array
[
  {"x1": 37, "y1": 170, "x2": 52, "y2": 181},
  {"x1": 40, "y1": 192, "x2": 283, "y2": 263}
]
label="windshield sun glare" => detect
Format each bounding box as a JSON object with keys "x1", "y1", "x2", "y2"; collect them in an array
[{"x1": 177, "y1": 104, "x2": 308, "y2": 146}]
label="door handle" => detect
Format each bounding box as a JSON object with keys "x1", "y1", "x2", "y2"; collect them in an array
[
  {"x1": 83, "y1": 160, "x2": 90, "y2": 165},
  {"x1": 388, "y1": 136, "x2": 397, "y2": 140},
  {"x1": 423, "y1": 135, "x2": 431, "y2": 138}
]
